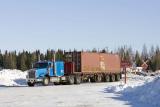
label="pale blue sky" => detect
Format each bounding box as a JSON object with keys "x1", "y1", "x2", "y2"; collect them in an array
[{"x1": 0, "y1": 0, "x2": 160, "y2": 52}]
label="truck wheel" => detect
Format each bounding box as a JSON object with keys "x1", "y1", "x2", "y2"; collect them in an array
[
  {"x1": 97, "y1": 75, "x2": 102, "y2": 82},
  {"x1": 105, "y1": 75, "x2": 110, "y2": 82},
  {"x1": 90, "y1": 76, "x2": 96, "y2": 82},
  {"x1": 110, "y1": 75, "x2": 115, "y2": 82},
  {"x1": 74, "y1": 76, "x2": 81, "y2": 84},
  {"x1": 120, "y1": 73, "x2": 122, "y2": 79},
  {"x1": 68, "y1": 76, "x2": 74, "y2": 85},
  {"x1": 27, "y1": 82, "x2": 35, "y2": 87},
  {"x1": 43, "y1": 77, "x2": 49, "y2": 86},
  {"x1": 116, "y1": 74, "x2": 120, "y2": 81}
]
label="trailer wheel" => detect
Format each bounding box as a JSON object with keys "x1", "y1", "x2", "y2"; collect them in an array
[
  {"x1": 27, "y1": 82, "x2": 35, "y2": 87},
  {"x1": 120, "y1": 73, "x2": 122, "y2": 79},
  {"x1": 43, "y1": 77, "x2": 49, "y2": 86},
  {"x1": 110, "y1": 75, "x2": 115, "y2": 82},
  {"x1": 97, "y1": 75, "x2": 102, "y2": 82},
  {"x1": 116, "y1": 74, "x2": 120, "y2": 81},
  {"x1": 68, "y1": 76, "x2": 74, "y2": 85},
  {"x1": 105, "y1": 75, "x2": 110, "y2": 82},
  {"x1": 90, "y1": 76, "x2": 96, "y2": 82},
  {"x1": 74, "y1": 76, "x2": 81, "y2": 84}
]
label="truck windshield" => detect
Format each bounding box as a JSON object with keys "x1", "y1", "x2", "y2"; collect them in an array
[{"x1": 33, "y1": 63, "x2": 48, "y2": 69}]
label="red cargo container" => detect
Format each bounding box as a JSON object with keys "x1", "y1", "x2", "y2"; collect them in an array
[
  {"x1": 81, "y1": 53, "x2": 121, "y2": 73},
  {"x1": 64, "y1": 52, "x2": 121, "y2": 82},
  {"x1": 65, "y1": 52, "x2": 121, "y2": 73}
]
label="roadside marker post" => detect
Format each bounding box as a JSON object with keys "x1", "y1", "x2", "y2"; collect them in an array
[{"x1": 121, "y1": 62, "x2": 130, "y2": 84}]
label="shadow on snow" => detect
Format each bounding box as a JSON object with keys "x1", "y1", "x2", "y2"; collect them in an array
[{"x1": 102, "y1": 87, "x2": 154, "y2": 107}]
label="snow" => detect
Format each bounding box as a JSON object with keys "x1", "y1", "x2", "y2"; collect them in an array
[
  {"x1": 0, "y1": 69, "x2": 27, "y2": 86},
  {"x1": 107, "y1": 74, "x2": 153, "y2": 93},
  {"x1": 106, "y1": 74, "x2": 160, "y2": 107},
  {"x1": 0, "y1": 83, "x2": 130, "y2": 107},
  {"x1": 0, "y1": 70, "x2": 159, "y2": 107}
]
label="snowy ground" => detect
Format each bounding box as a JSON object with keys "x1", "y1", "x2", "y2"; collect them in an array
[
  {"x1": 0, "y1": 69, "x2": 159, "y2": 107},
  {"x1": 0, "y1": 69, "x2": 27, "y2": 86},
  {"x1": 0, "y1": 83, "x2": 132, "y2": 107},
  {"x1": 106, "y1": 74, "x2": 160, "y2": 107}
]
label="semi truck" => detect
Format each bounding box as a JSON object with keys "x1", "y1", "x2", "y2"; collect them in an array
[
  {"x1": 26, "y1": 52, "x2": 121, "y2": 86},
  {"x1": 26, "y1": 61, "x2": 81, "y2": 86}
]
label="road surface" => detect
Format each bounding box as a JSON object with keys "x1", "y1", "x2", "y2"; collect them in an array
[{"x1": 0, "y1": 83, "x2": 142, "y2": 107}]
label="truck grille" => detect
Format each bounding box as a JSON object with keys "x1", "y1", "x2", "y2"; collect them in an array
[{"x1": 28, "y1": 70, "x2": 35, "y2": 78}]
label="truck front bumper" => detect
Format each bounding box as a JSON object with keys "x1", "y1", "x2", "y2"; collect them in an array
[{"x1": 27, "y1": 78, "x2": 43, "y2": 83}]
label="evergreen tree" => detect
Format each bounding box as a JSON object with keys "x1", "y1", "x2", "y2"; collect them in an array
[
  {"x1": 3, "y1": 51, "x2": 10, "y2": 69},
  {"x1": 155, "y1": 47, "x2": 160, "y2": 71},
  {"x1": 56, "y1": 49, "x2": 64, "y2": 61},
  {"x1": 149, "y1": 45, "x2": 155, "y2": 57},
  {"x1": 141, "y1": 44, "x2": 148, "y2": 60},
  {"x1": 10, "y1": 51, "x2": 17, "y2": 69},
  {"x1": 45, "y1": 49, "x2": 52, "y2": 60},
  {"x1": 36, "y1": 50, "x2": 40, "y2": 61},
  {"x1": 20, "y1": 51, "x2": 27, "y2": 71},
  {"x1": 135, "y1": 51, "x2": 142, "y2": 66},
  {"x1": 40, "y1": 53, "x2": 45, "y2": 61},
  {"x1": 30, "y1": 52, "x2": 37, "y2": 68},
  {"x1": 25, "y1": 51, "x2": 31, "y2": 69},
  {"x1": 117, "y1": 46, "x2": 132, "y2": 64}
]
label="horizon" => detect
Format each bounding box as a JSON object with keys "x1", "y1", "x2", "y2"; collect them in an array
[
  {"x1": 0, "y1": 0, "x2": 160, "y2": 53},
  {"x1": 0, "y1": 44, "x2": 158, "y2": 54}
]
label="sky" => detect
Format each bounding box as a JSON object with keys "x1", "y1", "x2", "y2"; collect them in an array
[{"x1": 0, "y1": 0, "x2": 160, "y2": 52}]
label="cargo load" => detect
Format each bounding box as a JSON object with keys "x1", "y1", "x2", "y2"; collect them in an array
[
  {"x1": 65, "y1": 52, "x2": 121, "y2": 73},
  {"x1": 64, "y1": 52, "x2": 121, "y2": 83}
]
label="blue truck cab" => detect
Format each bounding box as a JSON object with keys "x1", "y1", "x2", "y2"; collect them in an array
[
  {"x1": 27, "y1": 61, "x2": 65, "y2": 86},
  {"x1": 34, "y1": 61, "x2": 64, "y2": 77}
]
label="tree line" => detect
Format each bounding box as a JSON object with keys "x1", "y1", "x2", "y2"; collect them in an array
[
  {"x1": 0, "y1": 49, "x2": 64, "y2": 71},
  {"x1": 0, "y1": 45, "x2": 160, "y2": 71},
  {"x1": 117, "y1": 45, "x2": 160, "y2": 72}
]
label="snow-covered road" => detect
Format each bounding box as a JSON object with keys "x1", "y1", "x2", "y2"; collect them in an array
[
  {"x1": 0, "y1": 69, "x2": 159, "y2": 107},
  {"x1": 0, "y1": 82, "x2": 150, "y2": 107}
]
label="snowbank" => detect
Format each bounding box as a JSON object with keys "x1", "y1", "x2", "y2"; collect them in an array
[
  {"x1": 106, "y1": 74, "x2": 160, "y2": 107},
  {"x1": 0, "y1": 69, "x2": 27, "y2": 86},
  {"x1": 107, "y1": 74, "x2": 153, "y2": 92},
  {"x1": 131, "y1": 76, "x2": 160, "y2": 106}
]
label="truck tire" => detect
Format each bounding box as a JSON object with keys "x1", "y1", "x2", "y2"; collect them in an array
[
  {"x1": 110, "y1": 75, "x2": 115, "y2": 82},
  {"x1": 27, "y1": 82, "x2": 35, "y2": 87},
  {"x1": 90, "y1": 76, "x2": 96, "y2": 82},
  {"x1": 43, "y1": 77, "x2": 49, "y2": 86},
  {"x1": 105, "y1": 75, "x2": 110, "y2": 82},
  {"x1": 97, "y1": 75, "x2": 102, "y2": 82},
  {"x1": 120, "y1": 73, "x2": 122, "y2": 79},
  {"x1": 116, "y1": 74, "x2": 120, "y2": 81},
  {"x1": 68, "y1": 76, "x2": 74, "y2": 85},
  {"x1": 74, "y1": 76, "x2": 81, "y2": 84}
]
